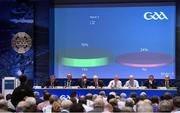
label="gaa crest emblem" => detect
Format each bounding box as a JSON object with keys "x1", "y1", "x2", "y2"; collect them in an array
[{"x1": 11, "y1": 32, "x2": 32, "y2": 54}]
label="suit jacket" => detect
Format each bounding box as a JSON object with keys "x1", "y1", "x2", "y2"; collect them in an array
[
  {"x1": 160, "y1": 80, "x2": 174, "y2": 87},
  {"x1": 91, "y1": 80, "x2": 104, "y2": 88},
  {"x1": 144, "y1": 80, "x2": 157, "y2": 89},
  {"x1": 43, "y1": 80, "x2": 59, "y2": 88},
  {"x1": 64, "y1": 80, "x2": 77, "y2": 87},
  {"x1": 77, "y1": 79, "x2": 90, "y2": 88},
  {"x1": 11, "y1": 83, "x2": 34, "y2": 107}
]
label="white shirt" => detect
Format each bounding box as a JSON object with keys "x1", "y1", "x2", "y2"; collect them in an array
[
  {"x1": 108, "y1": 80, "x2": 122, "y2": 88},
  {"x1": 124, "y1": 80, "x2": 139, "y2": 88}
]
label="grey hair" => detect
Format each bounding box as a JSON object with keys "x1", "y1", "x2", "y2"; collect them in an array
[{"x1": 159, "y1": 100, "x2": 173, "y2": 112}]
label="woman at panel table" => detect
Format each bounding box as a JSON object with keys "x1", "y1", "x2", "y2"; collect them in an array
[
  {"x1": 108, "y1": 75, "x2": 122, "y2": 89},
  {"x1": 124, "y1": 75, "x2": 139, "y2": 88}
]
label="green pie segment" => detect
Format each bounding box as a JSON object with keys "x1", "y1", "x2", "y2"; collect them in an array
[
  {"x1": 59, "y1": 48, "x2": 112, "y2": 67},
  {"x1": 62, "y1": 57, "x2": 109, "y2": 67}
]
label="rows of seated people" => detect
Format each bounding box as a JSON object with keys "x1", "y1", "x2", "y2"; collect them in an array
[
  {"x1": 43, "y1": 73, "x2": 175, "y2": 89},
  {"x1": 0, "y1": 75, "x2": 180, "y2": 113}
]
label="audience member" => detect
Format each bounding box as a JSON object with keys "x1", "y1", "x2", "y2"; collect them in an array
[
  {"x1": 37, "y1": 92, "x2": 51, "y2": 111},
  {"x1": 61, "y1": 99, "x2": 73, "y2": 113},
  {"x1": 172, "y1": 96, "x2": 180, "y2": 113},
  {"x1": 11, "y1": 74, "x2": 34, "y2": 107},
  {"x1": 159, "y1": 100, "x2": 173, "y2": 112}
]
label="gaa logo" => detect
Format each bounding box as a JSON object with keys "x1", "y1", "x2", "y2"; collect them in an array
[
  {"x1": 144, "y1": 12, "x2": 168, "y2": 20},
  {"x1": 11, "y1": 32, "x2": 32, "y2": 54}
]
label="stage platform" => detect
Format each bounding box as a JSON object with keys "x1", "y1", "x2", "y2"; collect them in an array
[{"x1": 33, "y1": 87, "x2": 177, "y2": 97}]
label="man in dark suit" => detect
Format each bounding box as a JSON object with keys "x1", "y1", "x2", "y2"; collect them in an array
[
  {"x1": 144, "y1": 75, "x2": 157, "y2": 89},
  {"x1": 64, "y1": 73, "x2": 76, "y2": 87},
  {"x1": 161, "y1": 75, "x2": 174, "y2": 88},
  {"x1": 91, "y1": 75, "x2": 104, "y2": 88},
  {"x1": 44, "y1": 75, "x2": 59, "y2": 88},
  {"x1": 11, "y1": 74, "x2": 34, "y2": 107},
  {"x1": 77, "y1": 74, "x2": 90, "y2": 88}
]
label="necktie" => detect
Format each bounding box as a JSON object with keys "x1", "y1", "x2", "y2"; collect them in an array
[{"x1": 114, "y1": 81, "x2": 117, "y2": 88}]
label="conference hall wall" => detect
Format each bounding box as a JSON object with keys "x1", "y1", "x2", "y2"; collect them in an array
[{"x1": 0, "y1": 0, "x2": 179, "y2": 89}]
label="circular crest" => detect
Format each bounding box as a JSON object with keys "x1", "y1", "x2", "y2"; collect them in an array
[{"x1": 11, "y1": 32, "x2": 32, "y2": 53}]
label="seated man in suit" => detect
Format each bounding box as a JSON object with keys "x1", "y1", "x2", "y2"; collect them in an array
[
  {"x1": 161, "y1": 75, "x2": 174, "y2": 88},
  {"x1": 77, "y1": 74, "x2": 90, "y2": 88},
  {"x1": 91, "y1": 75, "x2": 104, "y2": 88},
  {"x1": 64, "y1": 73, "x2": 76, "y2": 88},
  {"x1": 144, "y1": 75, "x2": 157, "y2": 89},
  {"x1": 124, "y1": 75, "x2": 139, "y2": 88},
  {"x1": 108, "y1": 75, "x2": 122, "y2": 89},
  {"x1": 44, "y1": 75, "x2": 59, "y2": 88}
]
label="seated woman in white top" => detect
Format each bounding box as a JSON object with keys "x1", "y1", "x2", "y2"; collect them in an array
[
  {"x1": 124, "y1": 75, "x2": 139, "y2": 88},
  {"x1": 108, "y1": 75, "x2": 122, "y2": 88}
]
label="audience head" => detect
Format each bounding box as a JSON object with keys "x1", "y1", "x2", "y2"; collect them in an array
[
  {"x1": 104, "y1": 103, "x2": 113, "y2": 113},
  {"x1": 151, "y1": 96, "x2": 159, "y2": 104},
  {"x1": 159, "y1": 100, "x2": 173, "y2": 112},
  {"x1": 61, "y1": 99, "x2": 73, "y2": 110},
  {"x1": 79, "y1": 95, "x2": 86, "y2": 104},
  {"x1": 52, "y1": 101, "x2": 61, "y2": 112},
  {"x1": 125, "y1": 98, "x2": 134, "y2": 108},
  {"x1": 86, "y1": 93, "x2": 93, "y2": 100},
  {"x1": 0, "y1": 99, "x2": 8, "y2": 111},
  {"x1": 173, "y1": 96, "x2": 180, "y2": 109},
  {"x1": 130, "y1": 92, "x2": 137, "y2": 98},
  {"x1": 49, "y1": 95, "x2": 58, "y2": 104},
  {"x1": 70, "y1": 92, "x2": 78, "y2": 98},
  {"x1": 19, "y1": 74, "x2": 27, "y2": 83},
  {"x1": 43, "y1": 92, "x2": 51, "y2": 101},
  {"x1": 16, "y1": 101, "x2": 27, "y2": 112},
  {"x1": 107, "y1": 94, "x2": 115, "y2": 103},
  {"x1": 137, "y1": 102, "x2": 153, "y2": 112},
  {"x1": 120, "y1": 93, "x2": 127, "y2": 100},
  {"x1": 33, "y1": 91, "x2": 40, "y2": 98},
  {"x1": 109, "y1": 98, "x2": 118, "y2": 107},
  {"x1": 25, "y1": 97, "x2": 37, "y2": 112},
  {"x1": 93, "y1": 97, "x2": 104, "y2": 111},
  {"x1": 163, "y1": 92, "x2": 173, "y2": 100},
  {"x1": 99, "y1": 91, "x2": 106, "y2": 97},
  {"x1": 67, "y1": 73, "x2": 72, "y2": 80}
]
